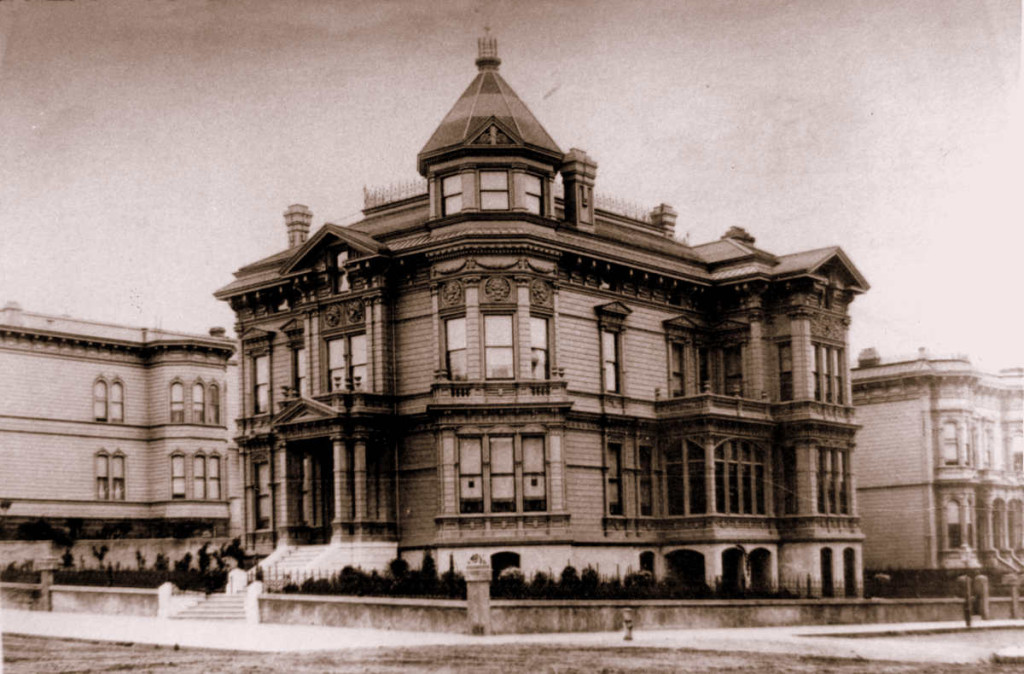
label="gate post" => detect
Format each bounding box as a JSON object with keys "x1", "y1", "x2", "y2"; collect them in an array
[{"x1": 465, "y1": 554, "x2": 492, "y2": 636}]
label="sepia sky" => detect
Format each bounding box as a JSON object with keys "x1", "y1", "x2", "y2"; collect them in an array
[{"x1": 0, "y1": 0, "x2": 1021, "y2": 369}]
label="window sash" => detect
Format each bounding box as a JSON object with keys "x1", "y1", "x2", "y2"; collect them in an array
[
  {"x1": 480, "y1": 171, "x2": 509, "y2": 210},
  {"x1": 193, "y1": 456, "x2": 206, "y2": 499},
  {"x1": 522, "y1": 437, "x2": 546, "y2": 511},
  {"x1": 670, "y1": 343, "x2": 685, "y2": 396},
  {"x1": 109, "y1": 383, "x2": 124, "y2": 422},
  {"x1": 530, "y1": 317, "x2": 548, "y2": 379},
  {"x1": 208, "y1": 457, "x2": 221, "y2": 500},
  {"x1": 523, "y1": 174, "x2": 543, "y2": 215},
  {"x1": 294, "y1": 348, "x2": 308, "y2": 396},
  {"x1": 639, "y1": 446, "x2": 653, "y2": 516},
  {"x1": 459, "y1": 438, "x2": 483, "y2": 513},
  {"x1": 606, "y1": 443, "x2": 622, "y2": 515},
  {"x1": 96, "y1": 455, "x2": 109, "y2": 500},
  {"x1": 171, "y1": 455, "x2": 186, "y2": 498},
  {"x1": 208, "y1": 385, "x2": 220, "y2": 424},
  {"x1": 485, "y1": 316, "x2": 514, "y2": 379},
  {"x1": 778, "y1": 343, "x2": 793, "y2": 401},
  {"x1": 602, "y1": 330, "x2": 619, "y2": 393},
  {"x1": 724, "y1": 346, "x2": 743, "y2": 396},
  {"x1": 254, "y1": 355, "x2": 270, "y2": 413},
  {"x1": 192, "y1": 384, "x2": 205, "y2": 423},
  {"x1": 442, "y1": 174, "x2": 463, "y2": 215},
  {"x1": 93, "y1": 381, "x2": 108, "y2": 421}
]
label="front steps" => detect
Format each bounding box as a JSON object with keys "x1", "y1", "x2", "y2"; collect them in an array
[
  {"x1": 172, "y1": 593, "x2": 246, "y2": 621},
  {"x1": 257, "y1": 541, "x2": 399, "y2": 588}
]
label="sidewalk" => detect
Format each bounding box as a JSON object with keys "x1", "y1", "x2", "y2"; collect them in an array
[{"x1": 3, "y1": 609, "x2": 1024, "y2": 663}]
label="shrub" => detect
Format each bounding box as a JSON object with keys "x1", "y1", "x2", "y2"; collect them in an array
[
  {"x1": 174, "y1": 552, "x2": 192, "y2": 573},
  {"x1": 220, "y1": 538, "x2": 246, "y2": 568},
  {"x1": 91, "y1": 545, "x2": 109, "y2": 565},
  {"x1": 61, "y1": 548, "x2": 75, "y2": 569},
  {"x1": 492, "y1": 567, "x2": 526, "y2": 598},
  {"x1": 135, "y1": 550, "x2": 146, "y2": 570},
  {"x1": 198, "y1": 544, "x2": 211, "y2": 573},
  {"x1": 154, "y1": 553, "x2": 169, "y2": 572}
]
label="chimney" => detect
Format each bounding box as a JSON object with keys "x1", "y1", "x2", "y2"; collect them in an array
[
  {"x1": 1, "y1": 301, "x2": 23, "y2": 326},
  {"x1": 650, "y1": 204, "x2": 678, "y2": 238},
  {"x1": 722, "y1": 226, "x2": 755, "y2": 245},
  {"x1": 285, "y1": 204, "x2": 313, "y2": 248},
  {"x1": 559, "y1": 148, "x2": 598, "y2": 231},
  {"x1": 857, "y1": 348, "x2": 881, "y2": 368},
  {"x1": 209, "y1": 327, "x2": 226, "y2": 338}
]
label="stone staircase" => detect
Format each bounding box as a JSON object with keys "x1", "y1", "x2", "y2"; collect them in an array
[{"x1": 172, "y1": 593, "x2": 246, "y2": 621}]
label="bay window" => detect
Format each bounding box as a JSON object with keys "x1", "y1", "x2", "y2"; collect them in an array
[
  {"x1": 522, "y1": 437, "x2": 547, "y2": 512},
  {"x1": 489, "y1": 437, "x2": 515, "y2": 513},
  {"x1": 523, "y1": 174, "x2": 543, "y2": 214},
  {"x1": 459, "y1": 437, "x2": 483, "y2": 513}
]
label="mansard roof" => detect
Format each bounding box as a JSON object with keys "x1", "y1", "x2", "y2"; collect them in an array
[{"x1": 417, "y1": 38, "x2": 562, "y2": 173}]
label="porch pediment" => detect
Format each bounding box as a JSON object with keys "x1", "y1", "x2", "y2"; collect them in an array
[{"x1": 273, "y1": 397, "x2": 338, "y2": 425}]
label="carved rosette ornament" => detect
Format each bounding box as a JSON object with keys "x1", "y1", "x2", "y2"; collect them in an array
[
  {"x1": 483, "y1": 276, "x2": 512, "y2": 303},
  {"x1": 529, "y1": 279, "x2": 553, "y2": 308},
  {"x1": 440, "y1": 280, "x2": 464, "y2": 308},
  {"x1": 324, "y1": 304, "x2": 343, "y2": 328},
  {"x1": 345, "y1": 299, "x2": 365, "y2": 324}
]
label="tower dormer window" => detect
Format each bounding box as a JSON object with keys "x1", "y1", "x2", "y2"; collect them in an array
[
  {"x1": 480, "y1": 171, "x2": 509, "y2": 210},
  {"x1": 442, "y1": 174, "x2": 463, "y2": 215},
  {"x1": 523, "y1": 174, "x2": 543, "y2": 215}
]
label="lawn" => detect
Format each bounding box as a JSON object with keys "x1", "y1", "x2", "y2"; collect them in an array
[{"x1": 3, "y1": 635, "x2": 1023, "y2": 673}]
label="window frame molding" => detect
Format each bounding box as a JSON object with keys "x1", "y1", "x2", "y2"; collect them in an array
[
  {"x1": 169, "y1": 379, "x2": 186, "y2": 424},
  {"x1": 170, "y1": 451, "x2": 187, "y2": 500},
  {"x1": 95, "y1": 450, "x2": 127, "y2": 501},
  {"x1": 191, "y1": 379, "x2": 206, "y2": 425},
  {"x1": 93, "y1": 378, "x2": 109, "y2": 422},
  {"x1": 455, "y1": 430, "x2": 550, "y2": 515}
]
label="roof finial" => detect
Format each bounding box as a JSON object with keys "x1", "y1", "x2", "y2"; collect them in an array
[{"x1": 476, "y1": 28, "x2": 500, "y2": 71}]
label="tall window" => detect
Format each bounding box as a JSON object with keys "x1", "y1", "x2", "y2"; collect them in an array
[
  {"x1": 724, "y1": 346, "x2": 743, "y2": 396},
  {"x1": 459, "y1": 438, "x2": 483, "y2": 514},
  {"x1": 715, "y1": 441, "x2": 766, "y2": 515},
  {"x1": 489, "y1": 437, "x2": 515, "y2": 513},
  {"x1": 689, "y1": 442, "x2": 706, "y2": 514},
  {"x1": 522, "y1": 437, "x2": 546, "y2": 512},
  {"x1": 530, "y1": 316, "x2": 549, "y2": 379},
  {"x1": 111, "y1": 454, "x2": 125, "y2": 501},
  {"x1": 814, "y1": 345, "x2": 846, "y2": 404},
  {"x1": 942, "y1": 422, "x2": 959, "y2": 466},
  {"x1": 698, "y1": 347, "x2": 712, "y2": 393},
  {"x1": 778, "y1": 343, "x2": 793, "y2": 401},
  {"x1": 208, "y1": 455, "x2": 221, "y2": 500},
  {"x1": 817, "y1": 448, "x2": 832, "y2": 514},
  {"x1": 208, "y1": 384, "x2": 221, "y2": 424},
  {"x1": 93, "y1": 380, "x2": 108, "y2": 421},
  {"x1": 170, "y1": 382, "x2": 185, "y2": 423},
  {"x1": 192, "y1": 383, "x2": 205, "y2": 424},
  {"x1": 96, "y1": 453, "x2": 109, "y2": 500},
  {"x1": 255, "y1": 462, "x2": 270, "y2": 529},
  {"x1": 783, "y1": 448, "x2": 798, "y2": 514},
  {"x1": 669, "y1": 343, "x2": 685, "y2": 397},
  {"x1": 335, "y1": 250, "x2": 349, "y2": 292},
  {"x1": 480, "y1": 171, "x2": 509, "y2": 210},
  {"x1": 253, "y1": 356, "x2": 269, "y2": 414},
  {"x1": 442, "y1": 174, "x2": 463, "y2": 215},
  {"x1": 523, "y1": 174, "x2": 543, "y2": 215},
  {"x1": 171, "y1": 455, "x2": 186, "y2": 499},
  {"x1": 666, "y1": 441, "x2": 686, "y2": 516},
  {"x1": 110, "y1": 382, "x2": 124, "y2": 422},
  {"x1": 639, "y1": 445, "x2": 654, "y2": 516},
  {"x1": 602, "y1": 330, "x2": 620, "y2": 393},
  {"x1": 193, "y1": 455, "x2": 206, "y2": 499},
  {"x1": 606, "y1": 443, "x2": 623, "y2": 515},
  {"x1": 446, "y1": 318, "x2": 467, "y2": 380},
  {"x1": 947, "y1": 500, "x2": 961, "y2": 548},
  {"x1": 817, "y1": 447, "x2": 850, "y2": 515},
  {"x1": 484, "y1": 315, "x2": 514, "y2": 379},
  {"x1": 293, "y1": 347, "x2": 308, "y2": 396},
  {"x1": 327, "y1": 334, "x2": 367, "y2": 391}
]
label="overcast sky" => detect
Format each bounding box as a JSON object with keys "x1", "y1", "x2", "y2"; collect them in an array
[{"x1": 1, "y1": 0, "x2": 1021, "y2": 369}]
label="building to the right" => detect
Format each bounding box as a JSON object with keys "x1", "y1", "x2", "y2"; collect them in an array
[{"x1": 852, "y1": 349, "x2": 1024, "y2": 573}]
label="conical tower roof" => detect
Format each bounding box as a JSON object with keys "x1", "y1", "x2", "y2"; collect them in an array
[{"x1": 418, "y1": 36, "x2": 562, "y2": 174}]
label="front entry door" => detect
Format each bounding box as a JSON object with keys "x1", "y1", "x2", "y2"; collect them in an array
[{"x1": 297, "y1": 441, "x2": 334, "y2": 544}]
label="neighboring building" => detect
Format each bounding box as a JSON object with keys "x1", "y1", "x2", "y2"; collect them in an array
[
  {"x1": 216, "y1": 37, "x2": 870, "y2": 596},
  {"x1": 0, "y1": 302, "x2": 240, "y2": 540},
  {"x1": 852, "y1": 349, "x2": 1024, "y2": 572}
]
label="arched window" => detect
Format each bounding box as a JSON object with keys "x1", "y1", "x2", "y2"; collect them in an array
[
  {"x1": 947, "y1": 500, "x2": 961, "y2": 548},
  {"x1": 95, "y1": 452, "x2": 109, "y2": 499},
  {"x1": 208, "y1": 384, "x2": 221, "y2": 425},
  {"x1": 170, "y1": 383, "x2": 184, "y2": 423},
  {"x1": 171, "y1": 453, "x2": 186, "y2": 498},
  {"x1": 208, "y1": 455, "x2": 221, "y2": 500},
  {"x1": 192, "y1": 383, "x2": 205, "y2": 424},
  {"x1": 93, "y1": 380, "x2": 108, "y2": 421},
  {"x1": 111, "y1": 453, "x2": 125, "y2": 501},
  {"x1": 193, "y1": 454, "x2": 206, "y2": 499},
  {"x1": 110, "y1": 382, "x2": 124, "y2": 423}
]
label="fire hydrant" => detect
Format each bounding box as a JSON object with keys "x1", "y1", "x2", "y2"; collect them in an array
[{"x1": 623, "y1": 607, "x2": 634, "y2": 641}]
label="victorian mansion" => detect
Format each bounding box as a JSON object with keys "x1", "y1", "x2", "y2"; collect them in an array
[{"x1": 216, "y1": 38, "x2": 870, "y2": 596}]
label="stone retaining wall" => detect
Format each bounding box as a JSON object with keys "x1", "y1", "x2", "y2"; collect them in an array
[
  {"x1": 259, "y1": 593, "x2": 468, "y2": 632},
  {"x1": 49, "y1": 585, "x2": 159, "y2": 617}
]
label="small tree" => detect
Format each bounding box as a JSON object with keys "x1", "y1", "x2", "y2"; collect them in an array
[
  {"x1": 154, "y1": 553, "x2": 169, "y2": 571},
  {"x1": 135, "y1": 550, "x2": 147, "y2": 570},
  {"x1": 61, "y1": 548, "x2": 75, "y2": 569},
  {"x1": 197, "y1": 543, "x2": 211, "y2": 573},
  {"x1": 174, "y1": 552, "x2": 192, "y2": 573},
  {"x1": 91, "y1": 544, "x2": 109, "y2": 566}
]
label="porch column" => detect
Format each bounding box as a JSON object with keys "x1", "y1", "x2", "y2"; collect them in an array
[
  {"x1": 273, "y1": 440, "x2": 293, "y2": 545},
  {"x1": 960, "y1": 499, "x2": 969, "y2": 549},
  {"x1": 746, "y1": 307, "x2": 766, "y2": 399},
  {"x1": 985, "y1": 500, "x2": 994, "y2": 550},
  {"x1": 548, "y1": 429, "x2": 566, "y2": 512},
  {"x1": 464, "y1": 277, "x2": 481, "y2": 380},
  {"x1": 797, "y1": 440, "x2": 817, "y2": 516},
  {"x1": 1003, "y1": 505, "x2": 1011, "y2": 550},
  {"x1": 331, "y1": 435, "x2": 350, "y2": 542},
  {"x1": 353, "y1": 437, "x2": 368, "y2": 529}
]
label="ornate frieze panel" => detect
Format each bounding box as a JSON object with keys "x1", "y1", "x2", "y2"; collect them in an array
[
  {"x1": 439, "y1": 280, "x2": 464, "y2": 308},
  {"x1": 482, "y1": 276, "x2": 513, "y2": 303},
  {"x1": 321, "y1": 299, "x2": 365, "y2": 331},
  {"x1": 810, "y1": 313, "x2": 848, "y2": 342}
]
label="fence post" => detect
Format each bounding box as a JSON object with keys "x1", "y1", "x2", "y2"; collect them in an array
[
  {"x1": 38, "y1": 556, "x2": 57, "y2": 612},
  {"x1": 1008, "y1": 574, "x2": 1021, "y2": 619},
  {"x1": 973, "y1": 575, "x2": 990, "y2": 620},
  {"x1": 464, "y1": 554, "x2": 492, "y2": 636},
  {"x1": 245, "y1": 580, "x2": 263, "y2": 624},
  {"x1": 958, "y1": 575, "x2": 972, "y2": 627},
  {"x1": 227, "y1": 568, "x2": 248, "y2": 594},
  {"x1": 157, "y1": 582, "x2": 174, "y2": 619}
]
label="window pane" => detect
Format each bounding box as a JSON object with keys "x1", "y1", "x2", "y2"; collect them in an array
[
  {"x1": 96, "y1": 455, "x2": 108, "y2": 477},
  {"x1": 447, "y1": 318, "x2": 466, "y2": 349},
  {"x1": 523, "y1": 437, "x2": 544, "y2": 473},
  {"x1": 602, "y1": 331, "x2": 617, "y2": 361},
  {"x1": 480, "y1": 171, "x2": 507, "y2": 190},
  {"x1": 328, "y1": 339, "x2": 347, "y2": 369},
  {"x1": 172, "y1": 455, "x2": 184, "y2": 476},
  {"x1": 486, "y1": 347, "x2": 514, "y2": 378},
  {"x1": 522, "y1": 174, "x2": 541, "y2": 194},
  {"x1": 490, "y1": 438, "x2": 514, "y2": 473},
  {"x1": 480, "y1": 191, "x2": 509, "y2": 210},
  {"x1": 112, "y1": 456, "x2": 124, "y2": 478},
  {"x1": 255, "y1": 357, "x2": 269, "y2": 384},
  {"x1": 444, "y1": 194, "x2": 463, "y2": 215},
  {"x1": 530, "y1": 317, "x2": 547, "y2": 349},
  {"x1": 484, "y1": 316, "x2": 513, "y2": 346},
  {"x1": 349, "y1": 334, "x2": 367, "y2": 365},
  {"x1": 491, "y1": 475, "x2": 515, "y2": 500},
  {"x1": 460, "y1": 476, "x2": 482, "y2": 499},
  {"x1": 209, "y1": 456, "x2": 220, "y2": 478},
  {"x1": 448, "y1": 350, "x2": 467, "y2": 380},
  {"x1": 524, "y1": 194, "x2": 541, "y2": 215},
  {"x1": 460, "y1": 438, "x2": 482, "y2": 474},
  {"x1": 111, "y1": 383, "x2": 123, "y2": 403},
  {"x1": 442, "y1": 174, "x2": 462, "y2": 195}
]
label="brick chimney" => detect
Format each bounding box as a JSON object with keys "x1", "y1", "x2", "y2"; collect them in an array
[
  {"x1": 209, "y1": 327, "x2": 226, "y2": 338},
  {"x1": 650, "y1": 204, "x2": 678, "y2": 238},
  {"x1": 284, "y1": 204, "x2": 312, "y2": 248},
  {"x1": 559, "y1": 149, "x2": 598, "y2": 231}
]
